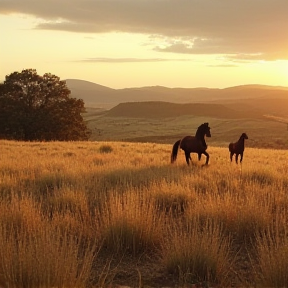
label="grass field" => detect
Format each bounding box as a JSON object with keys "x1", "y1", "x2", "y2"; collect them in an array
[
  {"x1": 1, "y1": 139, "x2": 288, "y2": 287},
  {"x1": 85, "y1": 112, "x2": 288, "y2": 150}
]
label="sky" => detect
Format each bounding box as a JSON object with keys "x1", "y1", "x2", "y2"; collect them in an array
[{"x1": 1, "y1": 0, "x2": 288, "y2": 89}]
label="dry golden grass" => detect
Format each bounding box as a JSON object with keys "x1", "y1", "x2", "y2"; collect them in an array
[{"x1": 0, "y1": 139, "x2": 288, "y2": 287}]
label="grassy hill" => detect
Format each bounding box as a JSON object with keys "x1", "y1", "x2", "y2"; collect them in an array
[
  {"x1": 85, "y1": 114, "x2": 288, "y2": 149},
  {"x1": 105, "y1": 101, "x2": 261, "y2": 119},
  {"x1": 83, "y1": 101, "x2": 288, "y2": 149}
]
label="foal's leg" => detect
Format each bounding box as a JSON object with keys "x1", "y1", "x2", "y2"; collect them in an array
[
  {"x1": 185, "y1": 151, "x2": 191, "y2": 165},
  {"x1": 235, "y1": 154, "x2": 239, "y2": 164},
  {"x1": 240, "y1": 153, "x2": 244, "y2": 163}
]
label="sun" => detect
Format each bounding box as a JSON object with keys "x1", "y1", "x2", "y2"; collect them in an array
[{"x1": 258, "y1": 60, "x2": 288, "y2": 87}]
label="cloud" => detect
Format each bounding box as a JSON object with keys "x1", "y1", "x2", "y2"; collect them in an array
[
  {"x1": 206, "y1": 64, "x2": 238, "y2": 68},
  {"x1": 1, "y1": 0, "x2": 288, "y2": 60},
  {"x1": 79, "y1": 57, "x2": 191, "y2": 63}
]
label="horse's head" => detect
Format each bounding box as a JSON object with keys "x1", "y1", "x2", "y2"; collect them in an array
[
  {"x1": 196, "y1": 122, "x2": 211, "y2": 138},
  {"x1": 241, "y1": 133, "x2": 248, "y2": 140},
  {"x1": 203, "y1": 122, "x2": 211, "y2": 137}
]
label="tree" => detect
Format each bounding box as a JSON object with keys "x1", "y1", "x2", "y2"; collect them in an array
[{"x1": 0, "y1": 69, "x2": 91, "y2": 141}]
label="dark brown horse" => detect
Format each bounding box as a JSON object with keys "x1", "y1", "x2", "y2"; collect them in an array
[
  {"x1": 171, "y1": 123, "x2": 211, "y2": 165},
  {"x1": 229, "y1": 133, "x2": 248, "y2": 164}
]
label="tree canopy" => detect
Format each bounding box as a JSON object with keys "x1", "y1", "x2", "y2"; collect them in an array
[{"x1": 0, "y1": 69, "x2": 91, "y2": 141}]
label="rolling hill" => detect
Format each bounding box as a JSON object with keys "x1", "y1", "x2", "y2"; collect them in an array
[{"x1": 66, "y1": 79, "x2": 288, "y2": 113}]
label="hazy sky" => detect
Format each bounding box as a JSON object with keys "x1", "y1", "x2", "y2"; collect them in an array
[{"x1": 1, "y1": 0, "x2": 288, "y2": 88}]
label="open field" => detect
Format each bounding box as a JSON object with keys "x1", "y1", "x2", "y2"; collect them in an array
[
  {"x1": 1, "y1": 140, "x2": 288, "y2": 287},
  {"x1": 84, "y1": 111, "x2": 288, "y2": 150}
]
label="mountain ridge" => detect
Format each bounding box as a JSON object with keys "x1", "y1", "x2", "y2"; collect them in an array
[
  {"x1": 66, "y1": 79, "x2": 288, "y2": 92},
  {"x1": 66, "y1": 79, "x2": 288, "y2": 110}
]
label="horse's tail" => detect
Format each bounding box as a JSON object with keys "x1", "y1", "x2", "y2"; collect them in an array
[
  {"x1": 228, "y1": 143, "x2": 233, "y2": 152},
  {"x1": 171, "y1": 140, "x2": 181, "y2": 163}
]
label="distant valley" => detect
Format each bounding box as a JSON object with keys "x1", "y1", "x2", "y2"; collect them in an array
[{"x1": 66, "y1": 79, "x2": 288, "y2": 149}]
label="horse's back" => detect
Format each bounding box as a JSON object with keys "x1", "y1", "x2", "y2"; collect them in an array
[
  {"x1": 182, "y1": 135, "x2": 194, "y2": 142},
  {"x1": 180, "y1": 136, "x2": 205, "y2": 153}
]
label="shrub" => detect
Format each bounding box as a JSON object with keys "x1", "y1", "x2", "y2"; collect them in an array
[{"x1": 99, "y1": 145, "x2": 113, "y2": 153}]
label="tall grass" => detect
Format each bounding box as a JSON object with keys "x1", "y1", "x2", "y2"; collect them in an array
[
  {"x1": 0, "y1": 194, "x2": 97, "y2": 288},
  {"x1": 0, "y1": 140, "x2": 288, "y2": 287},
  {"x1": 99, "y1": 188, "x2": 163, "y2": 256},
  {"x1": 254, "y1": 212, "x2": 288, "y2": 287}
]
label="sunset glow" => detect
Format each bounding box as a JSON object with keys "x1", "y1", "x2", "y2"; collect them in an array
[{"x1": 1, "y1": 1, "x2": 288, "y2": 89}]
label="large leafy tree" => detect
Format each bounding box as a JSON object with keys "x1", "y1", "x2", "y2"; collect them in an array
[{"x1": 0, "y1": 69, "x2": 91, "y2": 141}]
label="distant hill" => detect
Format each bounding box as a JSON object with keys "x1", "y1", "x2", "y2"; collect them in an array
[
  {"x1": 66, "y1": 79, "x2": 288, "y2": 110},
  {"x1": 66, "y1": 79, "x2": 288, "y2": 121},
  {"x1": 66, "y1": 79, "x2": 115, "y2": 92},
  {"x1": 65, "y1": 79, "x2": 116, "y2": 108}
]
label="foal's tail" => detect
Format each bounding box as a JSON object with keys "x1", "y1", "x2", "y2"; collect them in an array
[{"x1": 171, "y1": 140, "x2": 181, "y2": 163}]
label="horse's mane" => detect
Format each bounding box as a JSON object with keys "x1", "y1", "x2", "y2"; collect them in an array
[
  {"x1": 195, "y1": 122, "x2": 209, "y2": 148},
  {"x1": 195, "y1": 122, "x2": 209, "y2": 139}
]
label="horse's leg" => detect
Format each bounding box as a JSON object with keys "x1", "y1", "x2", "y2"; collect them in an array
[
  {"x1": 230, "y1": 152, "x2": 234, "y2": 162},
  {"x1": 202, "y1": 151, "x2": 210, "y2": 165},
  {"x1": 198, "y1": 153, "x2": 202, "y2": 161},
  {"x1": 185, "y1": 151, "x2": 191, "y2": 165}
]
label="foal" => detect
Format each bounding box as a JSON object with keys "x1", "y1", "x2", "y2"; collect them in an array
[{"x1": 229, "y1": 133, "x2": 248, "y2": 164}]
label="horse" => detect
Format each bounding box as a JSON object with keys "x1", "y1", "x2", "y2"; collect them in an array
[
  {"x1": 171, "y1": 122, "x2": 211, "y2": 166},
  {"x1": 229, "y1": 133, "x2": 248, "y2": 164}
]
